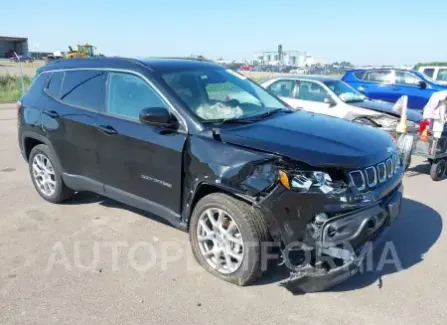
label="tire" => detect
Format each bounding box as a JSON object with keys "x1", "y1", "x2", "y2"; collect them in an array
[
  {"x1": 28, "y1": 144, "x2": 74, "y2": 203},
  {"x1": 430, "y1": 159, "x2": 446, "y2": 181},
  {"x1": 189, "y1": 193, "x2": 271, "y2": 286}
]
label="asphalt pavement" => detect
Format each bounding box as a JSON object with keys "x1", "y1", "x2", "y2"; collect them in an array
[{"x1": 0, "y1": 104, "x2": 446, "y2": 325}]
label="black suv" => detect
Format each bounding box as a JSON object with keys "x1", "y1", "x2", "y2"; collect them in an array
[{"x1": 18, "y1": 58, "x2": 403, "y2": 292}]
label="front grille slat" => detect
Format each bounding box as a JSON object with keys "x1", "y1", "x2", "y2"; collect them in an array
[{"x1": 349, "y1": 153, "x2": 401, "y2": 191}]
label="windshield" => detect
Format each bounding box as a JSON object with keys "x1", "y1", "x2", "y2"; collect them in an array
[
  {"x1": 160, "y1": 68, "x2": 287, "y2": 121},
  {"x1": 324, "y1": 80, "x2": 366, "y2": 103}
]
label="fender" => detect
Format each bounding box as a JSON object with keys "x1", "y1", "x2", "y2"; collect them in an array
[{"x1": 20, "y1": 131, "x2": 65, "y2": 173}]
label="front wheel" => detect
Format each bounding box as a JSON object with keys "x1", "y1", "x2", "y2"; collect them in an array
[{"x1": 189, "y1": 193, "x2": 270, "y2": 286}]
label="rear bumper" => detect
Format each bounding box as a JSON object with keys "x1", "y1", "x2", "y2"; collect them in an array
[{"x1": 279, "y1": 184, "x2": 402, "y2": 293}]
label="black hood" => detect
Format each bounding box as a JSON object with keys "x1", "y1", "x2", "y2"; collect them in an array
[
  {"x1": 219, "y1": 111, "x2": 397, "y2": 168},
  {"x1": 350, "y1": 100, "x2": 422, "y2": 123}
]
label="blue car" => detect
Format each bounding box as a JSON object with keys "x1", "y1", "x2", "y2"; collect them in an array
[{"x1": 342, "y1": 68, "x2": 447, "y2": 110}]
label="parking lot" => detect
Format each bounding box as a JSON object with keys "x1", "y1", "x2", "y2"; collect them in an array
[{"x1": 0, "y1": 102, "x2": 446, "y2": 324}]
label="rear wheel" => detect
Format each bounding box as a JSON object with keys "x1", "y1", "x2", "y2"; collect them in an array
[
  {"x1": 29, "y1": 144, "x2": 74, "y2": 203},
  {"x1": 430, "y1": 159, "x2": 446, "y2": 181},
  {"x1": 189, "y1": 193, "x2": 270, "y2": 286}
]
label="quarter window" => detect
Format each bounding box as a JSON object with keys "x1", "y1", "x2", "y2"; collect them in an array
[
  {"x1": 60, "y1": 70, "x2": 106, "y2": 110},
  {"x1": 268, "y1": 80, "x2": 296, "y2": 98},
  {"x1": 46, "y1": 72, "x2": 64, "y2": 99},
  {"x1": 28, "y1": 73, "x2": 51, "y2": 94},
  {"x1": 107, "y1": 72, "x2": 167, "y2": 120}
]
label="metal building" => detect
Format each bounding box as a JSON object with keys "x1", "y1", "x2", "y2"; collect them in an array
[
  {"x1": 255, "y1": 50, "x2": 307, "y2": 67},
  {"x1": 0, "y1": 36, "x2": 29, "y2": 58}
]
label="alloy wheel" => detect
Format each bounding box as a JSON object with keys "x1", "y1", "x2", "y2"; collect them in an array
[
  {"x1": 32, "y1": 153, "x2": 56, "y2": 197},
  {"x1": 196, "y1": 207, "x2": 244, "y2": 274}
]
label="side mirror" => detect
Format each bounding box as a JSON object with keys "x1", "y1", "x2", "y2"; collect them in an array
[
  {"x1": 324, "y1": 97, "x2": 337, "y2": 107},
  {"x1": 139, "y1": 107, "x2": 174, "y2": 127},
  {"x1": 418, "y1": 81, "x2": 427, "y2": 89}
]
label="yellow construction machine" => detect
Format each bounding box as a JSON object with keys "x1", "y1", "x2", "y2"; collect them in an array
[{"x1": 66, "y1": 43, "x2": 97, "y2": 58}]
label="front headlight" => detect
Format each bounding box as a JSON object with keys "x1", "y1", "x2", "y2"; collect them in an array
[{"x1": 279, "y1": 169, "x2": 347, "y2": 194}]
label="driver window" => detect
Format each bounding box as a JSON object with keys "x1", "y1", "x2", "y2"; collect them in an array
[
  {"x1": 297, "y1": 81, "x2": 329, "y2": 103},
  {"x1": 107, "y1": 72, "x2": 167, "y2": 120},
  {"x1": 268, "y1": 80, "x2": 295, "y2": 98},
  {"x1": 395, "y1": 71, "x2": 421, "y2": 86}
]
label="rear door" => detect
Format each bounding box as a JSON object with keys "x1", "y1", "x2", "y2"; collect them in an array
[
  {"x1": 96, "y1": 71, "x2": 186, "y2": 215},
  {"x1": 43, "y1": 70, "x2": 105, "y2": 183}
]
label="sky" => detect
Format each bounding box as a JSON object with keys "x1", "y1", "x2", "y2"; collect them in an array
[{"x1": 3, "y1": 0, "x2": 446, "y2": 65}]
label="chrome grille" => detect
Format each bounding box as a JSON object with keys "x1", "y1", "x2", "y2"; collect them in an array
[
  {"x1": 365, "y1": 167, "x2": 377, "y2": 187},
  {"x1": 349, "y1": 153, "x2": 401, "y2": 190},
  {"x1": 377, "y1": 163, "x2": 386, "y2": 183}
]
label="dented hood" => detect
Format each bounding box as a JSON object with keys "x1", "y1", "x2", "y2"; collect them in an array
[
  {"x1": 350, "y1": 100, "x2": 423, "y2": 123},
  {"x1": 219, "y1": 111, "x2": 396, "y2": 168}
]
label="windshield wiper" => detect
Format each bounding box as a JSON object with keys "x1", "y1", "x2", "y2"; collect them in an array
[
  {"x1": 243, "y1": 108, "x2": 292, "y2": 121},
  {"x1": 344, "y1": 98, "x2": 367, "y2": 103},
  {"x1": 202, "y1": 108, "x2": 291, "y2": 125},
  {"x1": 202, "y1": 118, "x2": 254, "y2": 125}
]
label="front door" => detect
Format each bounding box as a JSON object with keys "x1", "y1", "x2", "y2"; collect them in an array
[
  {"x1": 96, "y1": 71, "x2": 186, "y2": 216},
  {"x1": 294, "y1": 81, "x2": 336, "y2": 116},
  {"x1": 394, "y1": 70, "x2": 432, "y2": 109}
]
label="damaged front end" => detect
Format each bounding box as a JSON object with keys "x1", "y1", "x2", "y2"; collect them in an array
[{"x1": 243, "y1": 156, "x2": 403, "y2": 294}]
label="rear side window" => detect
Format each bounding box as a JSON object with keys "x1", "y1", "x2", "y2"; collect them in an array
[
  {"x1": 46, "y1": 72, "x2": 64, "y2": 98},
  {"x1": 267, "y1": 80, "x2": 296, "y2": 98},
  {"x1": 27, "y1": 73, "x2": 51, "y2": 94},
  {"x1": 422, "y1": 68, "x2": 435, "y2": 78},
  {"x1": 60, "y1": 70, "x2": 106, "y2": 110}
]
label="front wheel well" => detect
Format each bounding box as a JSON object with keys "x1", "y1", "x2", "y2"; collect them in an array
[
  {"x1": 187, "y1": 183, "x2": 253, "y2": 228},
  {"x1": 23, "y1": 137, "x2": 44, "y2": 161}
]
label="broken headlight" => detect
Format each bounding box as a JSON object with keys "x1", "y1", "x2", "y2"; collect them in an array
[{"x1": 279, "y1": 169, "x2": 347, "y2": 194}]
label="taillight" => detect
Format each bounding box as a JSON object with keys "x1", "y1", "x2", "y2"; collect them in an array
[{"x1": 17, "y1": 101, "x2": 22, "y2": 114}]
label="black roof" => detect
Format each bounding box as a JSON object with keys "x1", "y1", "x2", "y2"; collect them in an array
[{"x1": 38, "y1": 57, "x2": 222, "y2": 74}]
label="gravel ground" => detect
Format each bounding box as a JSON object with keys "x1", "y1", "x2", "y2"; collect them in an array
[{"x1": 0, "y1": 104, "x2": 446, "y2": 325}]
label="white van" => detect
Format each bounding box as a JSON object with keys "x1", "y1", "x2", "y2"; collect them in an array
[{"x1": 418, "y1": 66, "x2": 447, "y2": 84}]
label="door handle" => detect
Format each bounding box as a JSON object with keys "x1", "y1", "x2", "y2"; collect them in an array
[
  {"x1": 358, "y1": 85, "x2": 367, "y2": 91},
  {"x1": 392, "y1": 87, "x2": 401, "y2": 91},
  {"x1": 43, "y1": 110, "x2": 59, "y2": 118},
  {"x1": 97, "y1": 125, "x2": 118, "y2": 135}
]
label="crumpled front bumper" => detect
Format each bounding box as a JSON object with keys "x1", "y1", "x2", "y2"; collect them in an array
[{"x1": 275, "y1": 184, "x2": 403, "y2": 294}]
